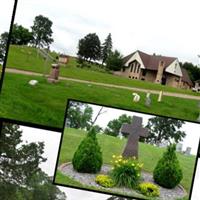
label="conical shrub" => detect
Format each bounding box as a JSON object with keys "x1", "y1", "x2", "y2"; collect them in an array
[
  {"x1": 153, "y1": 144, "x2": 183, "y2": 188},
  {"x1": 72, "y1": 127, "x2": 103, "y2": 173}
]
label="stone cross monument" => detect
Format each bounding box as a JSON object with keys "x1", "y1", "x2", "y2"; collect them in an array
[{"x1": 120, "y1": 116, "x2": 149, "y2": 158}]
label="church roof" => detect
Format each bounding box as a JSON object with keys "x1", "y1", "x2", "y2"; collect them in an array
[
  {"x1": 181, "y1": 68, "x2": 193, "y2": 86},
  {"x1": 123, "y1": 50, "x2": 176, "y2": 70}
]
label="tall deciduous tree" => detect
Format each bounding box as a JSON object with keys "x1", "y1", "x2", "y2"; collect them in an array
[
  {"x1": 104, "y1": 114, "x2": 132, "y2": 137},
  {"x1": 101, "y1": 33, "x2": 112, "y2": 64},
  {"x1": 145, "y1": 117, "x2": 186, "y2": 145},
  {"x1": 77, "y1": 33, "x2": 101, "y2": 62},
  {"x1": 31, "y1": 15, "x2": 54, "y2": 48},
  {"x1": 11, "y1": 24, "x2": 33, "y2": 45},
  {"x1": 106, "y1": 50, "x2": 123, "y2": 71},
  {"x1": 66, "y1": 102, "x2": 93, "y2": 130},
  {"x1": 0, "y1": 123, "x2": 66, "y2": 200}
]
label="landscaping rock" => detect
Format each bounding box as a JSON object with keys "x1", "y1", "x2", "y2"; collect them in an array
[{"x1": 59, "y1": 163, "x2": 186, "y2": 200}]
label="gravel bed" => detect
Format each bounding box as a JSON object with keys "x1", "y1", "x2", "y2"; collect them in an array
[{"x1": 59, "y1": 163, "x2": 187, "y2": 200}]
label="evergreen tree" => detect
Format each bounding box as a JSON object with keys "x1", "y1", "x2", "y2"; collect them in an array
[
  {"x1": 106, "y1": 50, "x2": 123, "y2": 71},
  {"x1": 153, "y1": 144, "x2": 183, "y2": 188},
  {"x1": 72, "y1": 127, "x2": 103, "y2": 173},
  {"x1": 101, "y1": 33, "x2": 112, "y2": 65}
]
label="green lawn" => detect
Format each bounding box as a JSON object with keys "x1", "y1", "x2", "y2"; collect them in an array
[
  {"x1": 6, "y1": 45, "x2": 200, "y2": 96},
  {"x1": 0, "y1": 73, "x2": 199, "y2": 128},
  {"x1": 55, "y1": 128, "x2": 196, "y2": 194}
]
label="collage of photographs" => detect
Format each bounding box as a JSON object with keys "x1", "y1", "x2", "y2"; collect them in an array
[{"x1": 0, "y1": 0, "x2": 200, "y2": 199}]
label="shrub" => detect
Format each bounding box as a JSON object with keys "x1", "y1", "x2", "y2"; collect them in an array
[
  {"x1": 138, "y1": 182, "x2": 160, "y2": 197},
  {"x1": 72, "y1": 128, "x2": 103, "y2": 173},
  {"x1": 95, "y1": 175, "x2": 115, "y2": 188},
  {"x1": 153, "y1": 144, "x2": 183, "y2": 188},
  {"x1": 110, "y1": 155, "x2": 143, "y2": 188}
]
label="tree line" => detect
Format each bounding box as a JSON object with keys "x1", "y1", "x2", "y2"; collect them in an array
[
  {"x1": 66, "y1": 102, "x2": 186, "y2": 145},
  {"x1": 77, "y1": 33, "x2": 123, "y2": 71},
  {"x1": 180, "y1": 62, "x2": 200, "y2": 82},
  {"x1": 0, "y1": 15, "x2": 54, "y2": 63}
]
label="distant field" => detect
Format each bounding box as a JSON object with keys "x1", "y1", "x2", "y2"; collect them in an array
[
  {"x1": 6, "y1": 45, "x2": 200, "y2": 96},
  {"x1": 0, "y1": 73, "x2": 199, "y2": 128},
  {"x1": 55, "y1": 128, "x2": 196, "y2": 193}
]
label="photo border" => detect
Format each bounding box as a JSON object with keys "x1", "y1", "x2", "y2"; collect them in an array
[
  {"x1": 53, "y1": 98, "x2": 200, "y2": 200},
  {"x1": 0, "y1": 0, "x2": 18, "y2": 92}
]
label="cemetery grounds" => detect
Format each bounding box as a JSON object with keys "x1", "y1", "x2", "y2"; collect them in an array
[{"x1": 0, "y1": 45, "x2": 200, "y2": 128}]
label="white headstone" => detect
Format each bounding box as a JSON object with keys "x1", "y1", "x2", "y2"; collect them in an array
[
  {"x1": 28, "y1": 80, "x2": 38, "y2": 86},
  {"x1": 176, "y1": 143, "x2": 183, "y2": 152},
  {"x1": 118, "y1": 132, "x2": 124, "y2": 140},
  {"x1": 158, "y1": 91, "x2": 163, "y2": 102},
  {"x1": 132, "y1": 93, "x2": 140, "y2": 102}
]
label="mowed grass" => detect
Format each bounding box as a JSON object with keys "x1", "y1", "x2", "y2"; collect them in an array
[
  {"x1": 0, "y1": 73, "x2": 199, "y2": 128},
  {"x1": 6, "y1": 45, "x2": 200, "y2": 96},
  {"x1": 7, "y1": 45, "x2": 56, "y2": 74},
  {"x1": 56, "y1": 128, "x2": 196, "y2": 193}
]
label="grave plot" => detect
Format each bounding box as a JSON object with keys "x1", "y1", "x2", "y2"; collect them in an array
[{"x1": 54, "y1": 101, "x2": 199, "y2": 200}]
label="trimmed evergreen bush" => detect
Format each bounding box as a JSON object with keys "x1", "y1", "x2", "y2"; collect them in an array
[
  {"x1": 153, "y1": 144, "x2": 183, "y2": 189},
  {"x1": 72, "y1": 127, "x2": 103, "y2": 173}
]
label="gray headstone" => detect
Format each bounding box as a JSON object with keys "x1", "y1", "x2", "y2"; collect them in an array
[
  {"x1": 120, "y1": 116, "x2": 149, "y2": 158},
  {"x1": 145, "y1": 92, "x2": 151, "y2": 107},
  {"x1": 197, "y1": 113, "x2": 200, "y2": 122},
  {"x1": 185, "y1": 147, "x2": 192, "y2": 155},
  {"x1": 158, "y1": 141, "x2": 168, "y2": 148},
  {"x1": 197, "y1": 102, "x2": 200, "y2": 122}
]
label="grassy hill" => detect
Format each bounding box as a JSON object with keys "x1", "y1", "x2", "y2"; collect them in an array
[
  {"x1": 56, "y1": 128, "x2": 196, "y2": 193},
  {"x1": 1, "y1": 73, "x2": 199, "y2": 128},
  {"x1": 6, "y1": 45, "x2": 200, "y2": 96}
]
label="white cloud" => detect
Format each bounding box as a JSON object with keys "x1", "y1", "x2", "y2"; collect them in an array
[
  {"x1": 1, "y1": 0, "x2": 200, "y2": 64},
  {"x1": 0, "y1": 0, "x2": 14, "y2": 32}
]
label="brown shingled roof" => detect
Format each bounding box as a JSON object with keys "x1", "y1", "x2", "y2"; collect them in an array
[
  {"x1": 181, "y1": 68, "x2": 193, "y2": 86},
  {"x1": 123, "y1": 50, "x2": 176, "y2": 70}
]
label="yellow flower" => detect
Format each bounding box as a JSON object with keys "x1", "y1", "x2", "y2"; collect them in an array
[
  {"x1": 139, "y1": 163, "x2": 144, "y2": 168},
  {"x1": 112, "y1": 155, "x2": 116, "y2": 158}
]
